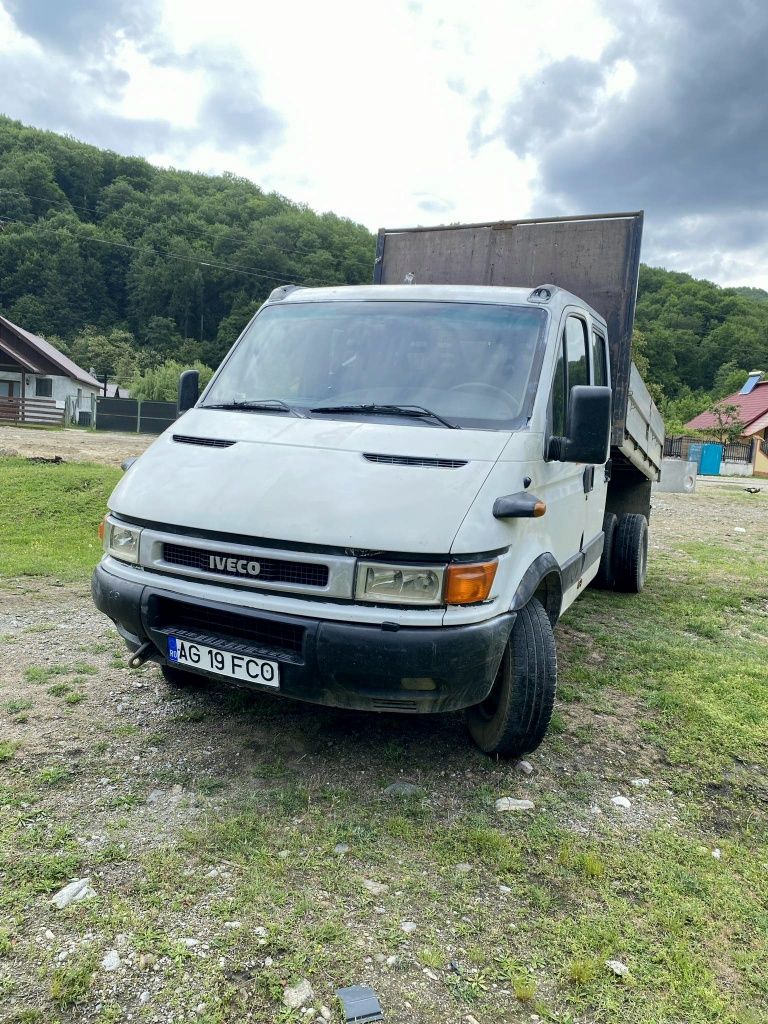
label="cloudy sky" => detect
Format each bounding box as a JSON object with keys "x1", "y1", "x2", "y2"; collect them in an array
[{"x1": 1, "y1": 0, "x2": 766, "y2": 287}]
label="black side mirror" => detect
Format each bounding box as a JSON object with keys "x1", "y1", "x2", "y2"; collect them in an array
[
  {"x1": 178, "y1": 370, "x2": 200, "y2": 413},
  {"x1": 548, "y1": 385, "x2": 611, "y2": 464}
]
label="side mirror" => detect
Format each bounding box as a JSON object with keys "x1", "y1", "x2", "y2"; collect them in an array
[
  {"x1": 548, "y1": 385, "x2": 611, "y2": 464},
  {"x1": 178, "y1": 370, "x2": 200, "y2": 413}
]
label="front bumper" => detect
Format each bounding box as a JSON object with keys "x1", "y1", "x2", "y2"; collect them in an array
[{"x1": 92, "y1": 562, "x2": 514, "y2": 713}]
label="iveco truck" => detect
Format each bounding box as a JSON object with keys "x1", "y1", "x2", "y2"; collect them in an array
[{"x1": 93, "y1": 212, "x2": 664, "y2": 756}]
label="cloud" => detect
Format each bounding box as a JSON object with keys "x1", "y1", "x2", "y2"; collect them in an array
[
  {"x1": 0, "y1": 1, "x2": 283, "y2": 163},
  {"x1": 414, "y1": 193, "x2": 455, "y2": 215},
  {"x1": 4, "y1": 0, "x2": 159, "y2": 56},
  {"x1": 484, "y1": 0, "x2": 768, "y2": 282}
]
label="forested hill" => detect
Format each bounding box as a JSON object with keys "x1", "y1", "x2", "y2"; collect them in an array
[
  {"x1": 0, "y1": 115, "x2": 375, "y2": 369},
  {"x1": 1, "y1": 115, "x2": 767, "y2": 416}
]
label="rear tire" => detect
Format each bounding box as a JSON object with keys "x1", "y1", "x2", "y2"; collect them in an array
[
  {"x1": 593, "y1": 512, "x2": 617, "y2": 589},
  {"x1": 161, "y1": 664, "x2": 203, "y2": 687},
  {"x1": 613, "y1": 513, "x2": 648, "y2": 593},
  {"x1": 466, "y1": 598, "x2": 557, "y2": 757}
]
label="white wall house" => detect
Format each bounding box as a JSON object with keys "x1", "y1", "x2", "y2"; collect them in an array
[{"x1": 0, "y1": 313, "x2": 100, "y2": 420}]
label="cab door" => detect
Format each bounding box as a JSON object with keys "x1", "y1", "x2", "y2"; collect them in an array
[{"x1": 537, "y1": 311, "x2": 593, "y2": 607}]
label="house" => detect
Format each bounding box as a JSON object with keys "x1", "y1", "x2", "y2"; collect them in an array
[
  {"x1": 0, "y1": 313, "x2": 100, "y2": 421},
  {"x1": 685, "y1": 371, "x2": 768, "y2": 476}
]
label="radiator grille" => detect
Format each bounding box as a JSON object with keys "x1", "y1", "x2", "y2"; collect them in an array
[
  {"x1": 363, "y1": 453, "x2": 468, "y2": 469},
  {"x1": 153, "y1": 597, "x2": 304, "y2": 654},
  {"x1": 162, "y1": 542, "x2": 329, "y2": 588}
]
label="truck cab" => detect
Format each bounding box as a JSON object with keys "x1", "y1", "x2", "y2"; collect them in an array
[{"x1": 93, "y1": 214, "x2": 663, "y2": 756}]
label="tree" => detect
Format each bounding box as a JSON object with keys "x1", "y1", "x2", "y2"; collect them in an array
[
  {"x1": 707, "y1": 402, "x2": 746, "y2": 444},
  {"x1": 129, "y1": 360, "x2": 213, "y2": 402},
  {"x1": 712, "y1": 361, "x2": 749, "y2": 399}
]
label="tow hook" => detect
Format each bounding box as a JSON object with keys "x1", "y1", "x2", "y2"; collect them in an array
[{"x1": 128, "y1": 641, "x2": 154, "y2": 669}]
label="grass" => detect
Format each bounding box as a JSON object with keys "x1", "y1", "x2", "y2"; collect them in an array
[
  {"x1": 0, "y1": 465, "x2": 766, "y2": 1021},
  {"x1": 0, "y1": 457, "x2": 120, "y2": 580}
]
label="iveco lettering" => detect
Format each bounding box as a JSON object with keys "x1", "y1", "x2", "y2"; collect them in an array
[{"x1": 92, "y1": 212, "x2": 664, "y2": 756}]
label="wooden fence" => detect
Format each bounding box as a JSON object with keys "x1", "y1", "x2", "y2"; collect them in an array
[{"x1": 0, "y1": 396, "x2": 65, "y2": 427}]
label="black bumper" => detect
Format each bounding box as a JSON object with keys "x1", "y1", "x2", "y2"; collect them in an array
[{"x1": 92, "y1": 562, "x2": 514, "y2": 714}]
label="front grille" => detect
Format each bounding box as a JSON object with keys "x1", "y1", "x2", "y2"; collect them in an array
[
  {"x1": 153, "y1": 597, "x2": 305, "y2": 655},
  {"x1": 363, "y1": 453, "x2": 468, "y2": 469},
  {"x1": 162, "y1": 542, "x2": 329, "y2": 588}
]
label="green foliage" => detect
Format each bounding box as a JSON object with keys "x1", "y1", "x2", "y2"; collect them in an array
[
  {"x1": 129, "y1": 359, "x2": 213, "y2": 401},
  {"x1": 705, "y1": 401, "x2": 746, "y2": 443},
  {"x1": 0, "y1": 115, "x2": 375, "y2": 372},
  {"x1": 1, "y1": 116, "x2": 766, "y2": 414}
]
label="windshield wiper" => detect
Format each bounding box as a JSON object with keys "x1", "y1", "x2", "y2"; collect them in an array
[
  {"x1": 309, "y1": 403, "x2": 459, "y2": 429},
  {"x1": 203, "y1": 399, "x2": 306, "y2": 418}
]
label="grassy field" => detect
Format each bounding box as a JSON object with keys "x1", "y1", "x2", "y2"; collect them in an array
[
  {"x1": 0, "y1": 458, "x2": 121, "y2": 579},
  {"x1": 0, "y1": 458, "x2": 766, "y2": 1023}
]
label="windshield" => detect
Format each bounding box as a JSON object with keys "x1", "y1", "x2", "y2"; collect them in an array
[{"x1": 202, "y1": 300, "x2": 547, "y2": 429}]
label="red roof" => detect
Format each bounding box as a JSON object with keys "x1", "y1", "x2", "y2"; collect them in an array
[{"x1": 686, "y1": 379, "x2": 768, "y2": 433}]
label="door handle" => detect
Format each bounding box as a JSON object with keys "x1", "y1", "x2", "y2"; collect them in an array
[{"x1": 583, "y1": 466, "x2": 595, "y2": 494}]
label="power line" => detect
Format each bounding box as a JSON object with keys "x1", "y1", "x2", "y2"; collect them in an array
[
  {"x1": 0, "y1": 185, "x2": 368, "y2": 262},
  {"x1": 0, "y1": 210, "x2": 320, "y2": 286}
]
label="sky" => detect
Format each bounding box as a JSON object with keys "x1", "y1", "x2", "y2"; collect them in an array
[{"x1": 0, "y1": 0, "x2": 766, "y2": 288}]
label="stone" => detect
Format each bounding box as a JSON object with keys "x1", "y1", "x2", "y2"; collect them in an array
[
  {"x1": 712, "y1": 848, "x2": 722, "y2": 860},
  {"x1": 495, "y1": 797, "x2": 535, "y2": 812},
  {"x1": 51, "y1": 877, "x2": 95, "y2": 909},
  {"x1": 102, "y1": 949, "x2": 121, "y2": 971},
  {"x1": 455, "y1": 862, "x2": 473, "y2": 874},
  {"x1": 362, "y1": 878, "x2": 388, "y2": 896},
  {"x1": 223, "y1": 921, "x2": 242, "y2": 929},
  {"x1": 499, "y1": 884, "x2": 512, "y2": 895},
  {"x1": 734, "y1": 527, "x2": 746, "y2": 534},
  {"x1": 283, "y1": 979, "x2": 314, "y2": 1010},
  {"x1": 516, "y1": 760, "x2": 534, "y2": 775},
  {"x1": 147, "y1": 790, "x2": 165, "y2": 804},
  {"x1": 44, "y1": 929, "x2": 55, "y2": 940},
  {"x1": 590, "y1": 804, "x2": 603, "y2": 815},
  {"x1": 139, "y1": 991, "x2": 150, "y2": 1004},
  {"x1": 400, "y1": 921, "x2": 417, "y2": 934},
  {"x1": 423, "y1": 967, "x2": 439, "y2": 981},
  {"x1": 384, "y1": 781, "x2": 420, "y2": 798},
  {"x1": 333, "y1": 843, "x2": 350, "y2": 855},
  {"x1": 606, "y1": 959, "x2": 629, "y2": 977},
  {"x1": 264, "y1": 956, "x2": 274, "y2": 967},
  {"x1": 320, "y1": 1007, "x2": 332, "y2": 1021},
  {"x1": 253, "y1": 926, "x2": 268, "y2": 937},
  {"x1": 630, "y1": 778, "x2": 650, "y2": 788},
  {"x1": 181, "y1": 937, "x2": 200, "y2": 948},
  {"x1": 386, "y1": 955, "x2": 398, "y2": 966},
  {"x1": 278, "y1": 849, "x2": 290, "y2": 860},
  {"x1": 611, "y1": 796, "x2": 632, "y2": 809}
]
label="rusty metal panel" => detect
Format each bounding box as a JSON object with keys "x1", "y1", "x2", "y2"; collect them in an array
[{"x1": 374, "y1": 212, "x2": 644, "y2": 446}]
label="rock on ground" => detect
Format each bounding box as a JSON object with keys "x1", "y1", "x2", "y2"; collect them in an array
[
  {"x1": 495, "y1": 797, "x2": 535, "y2": 812},
  {"x1": 611, "y1": 796, "x2": 632, "y2": 809},
  {"x1": 606, "y1": 959, "x2": 630, "y2": 977},
  {"x1": 283, "y1": 978, "x2": 315, "y2": 1009},
  {"x1": 383, "y1": 781, "x2": 420, "y2": 797},
  {"x1": 51, "y1": 877, "x2": 95, "y2": 909}
]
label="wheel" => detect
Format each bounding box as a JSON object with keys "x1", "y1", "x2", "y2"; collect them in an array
[
  {"x1": 161, "y1": 664, "x2": 204, "y2": 687},
  {"x1": 466, "y1": 598, "x2": 557, "y2": 756},
  {"x1": 593, "y1": 512, "x2": 618, "y2": 589},
  {"x1": 613, "y1": 513, "x2": 648, "y2": 593}
]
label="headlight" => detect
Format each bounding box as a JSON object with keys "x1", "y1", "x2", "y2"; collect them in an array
[
  {"x1": 355, "y1": 562, "x2": 445, "y2": 606},
  {"x1": 104, "y1": 519, "x2": 142, "y2": 564}
]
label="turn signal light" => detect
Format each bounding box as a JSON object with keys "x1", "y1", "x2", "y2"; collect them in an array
[
  {"x1": 445, "y1": 560, "x2": 498, "y2": 605},
  {"x1": 98, "y1": 519, "x2": 105, "y2": 542}
]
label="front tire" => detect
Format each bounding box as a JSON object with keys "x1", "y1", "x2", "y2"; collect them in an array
[
  {"x1": 466, "y1": 598, "x2": 557, "y2": 756},
  {"x1": 613, "y1": 513, "x2": 648, "y2": 593}
]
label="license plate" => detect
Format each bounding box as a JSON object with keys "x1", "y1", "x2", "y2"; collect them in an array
[{"x1": 167, "y1": 637, "x2": 279, "y2": 688}]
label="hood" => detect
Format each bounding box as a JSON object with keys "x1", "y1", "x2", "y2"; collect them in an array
[{"x1": 109, "y1": 408, "x2": 511, "y2": 553}]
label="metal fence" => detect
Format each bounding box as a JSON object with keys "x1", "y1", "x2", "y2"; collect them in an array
[
  {"x1": 0, "y1": 396, "x2": 64, "y2": 426},
  {"x1": 94, "y1": 397, "x2": 177, "y2": 434},
  {"x1": 664, "y1": 435, "x2": 754, "y2": 464}
]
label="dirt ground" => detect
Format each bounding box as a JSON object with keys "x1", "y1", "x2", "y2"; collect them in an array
[
  {"x1": 0, "y1": 426, "x2": 154, "y2": 466},
  {"x1": 1, "y1": 435, "x2": 766, "y2": 1022}
]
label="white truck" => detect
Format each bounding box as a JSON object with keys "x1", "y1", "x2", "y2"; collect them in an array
[{"x1": 93, "y1": 211, "x2": 664, "y2": 756}]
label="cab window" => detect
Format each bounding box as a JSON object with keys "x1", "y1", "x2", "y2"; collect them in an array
[
  {"x1": 591, "y1": 329, "x2": 608, "y2": 387},
  {"x1": 551, "y1": 315, "x2": 589, "y2": 435}
]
